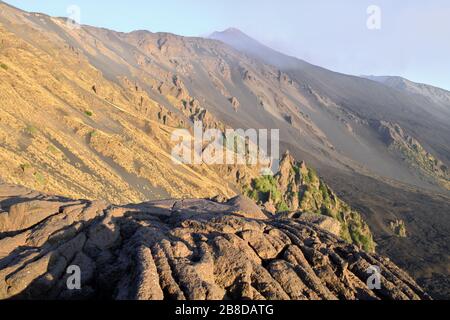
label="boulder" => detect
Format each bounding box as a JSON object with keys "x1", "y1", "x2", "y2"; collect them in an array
[{"x1": 226, "y1": 195, "x2": 267, "y2": 220}]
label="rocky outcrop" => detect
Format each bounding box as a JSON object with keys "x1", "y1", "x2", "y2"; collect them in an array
[
  {"x1": 279, "y1": 212, "x2": 341, "y2": 237},
  {"x1": 243, "y1": 152, "x2": 375, "y2": 252},
  {"x1": 370, "y1": 120, "x2": 449, "y2": 190},
  {"x1": 0, "y1": 184, "x2": 430, "y2": 300},
  {"x1": 390, "y1": 220, "x2": 407, "y2": 238},
  {"x1": 229, "y1": 97, "x2": 240, "y2": 112}
]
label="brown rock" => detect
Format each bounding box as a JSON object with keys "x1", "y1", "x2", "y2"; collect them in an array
[
  {"x1": 226, "y1": 195, "x2": 267, "y2": 220},
  {"x1": 0, "y1": 200, "x2": 63, "y2": 233},
  {"x1": 229, "y1": 97, "x2": 240, "y2": 111},
  {"x1": 0, "y1": 183, "x2": 431, "y2": 300}
]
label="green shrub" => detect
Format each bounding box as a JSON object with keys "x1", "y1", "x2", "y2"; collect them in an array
[
  {"x1": 89, "y1": 130, "x2": 98, "y2": 139},
  {"x1": 245, "y1": 188, "x2": 258, "y2": 202},
  {"x1": 298, "y1": 188, "x2": 310, "y2": 208},
  {"x1": 319, "y1": 182, "x2": 331, "y2": 204},
  {"x1": 302, "y1": 173, "x2": 310, "y2": 184},
  {"x1": 85, "y1": 110, "x2": 93, "y2": 117},
  {"x1": 336, "y1": 211, "x2": 345, "y2": 224},
  {"x1": 47, "y1": 145, "x2": 58, "y2": 154},
  {"x1": 321, "y1": 206, "x2": 335, "y2": 218},
  {"x1": 349, "y1": 224, "x2": 375, "y2": 252},
  {"x1": 340, "y1": 224, "x2": 352, "y2": 243},
  {"x1": 0, "y1": 63, "x2": 8, "y2": 70},
  {"x1": 25, "y1": 125, "x2": 38, "y2": 136},
  {"x1": 308, "y1": 168, "x2": 318, "y2": 182},
  {"x1": 276, "y1": 201, "x2": 290, "y2": 213},
  {"x1": 252, "y1": 175, "x2": 281, "y2": 203},
  {"x1": 34, "y1": 172, "x2": 46, "y2": 185},
  {"x1": 292, "y1": 164, "x2": 300, "y2": 176}
]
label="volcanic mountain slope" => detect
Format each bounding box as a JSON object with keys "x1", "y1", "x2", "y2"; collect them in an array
[
  {"x1": 0, "y1": 183, "x2": 431, "y2": 300},
  {"x1": 0, "y1": 1, "x2": 341, "y2": 203},
  {"x1": 0, "y1": 2, "x2": 264, "y2": 204},
  {"x1": 210, "y1": 28, "x2": 450, "y2": 298},
  {"x1": 0, "y1": 0, "x2": 376, "y2": 265},
  {"x1": 1, "y1": 2, "x2": 448, "y2": 200},
  {"x1": 362, "y1": 76, "x2": 450, "y2": 189},
  {"x1": 0, "y1": 2, "x2": 449, "y2": 297},
  {"x1": 210, "y1": 28, "x2": 450, "y2": 191},
  {"x1": 369, "y1": 119, "x2": 449, "y2": 190}
]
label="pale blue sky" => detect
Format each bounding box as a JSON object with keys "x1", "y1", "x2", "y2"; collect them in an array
[{"x1": 4, "y1": 0, "x2": 450, "y2": 90}]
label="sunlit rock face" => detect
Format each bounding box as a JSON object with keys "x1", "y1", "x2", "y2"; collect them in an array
[{"x1": 0, "y1": 184, "x2": 430, "y2": 300}]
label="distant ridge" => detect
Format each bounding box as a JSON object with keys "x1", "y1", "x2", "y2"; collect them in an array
[
  {"x1": 363, "y1": 75, "x2": 450, "y2": 110},
  {"x1": 209, "y1": 28, "x2": 309, "y2": 69}
]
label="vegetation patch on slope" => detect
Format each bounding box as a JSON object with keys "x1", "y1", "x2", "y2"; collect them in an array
[
  {"x1": 244, "y1": 152, "x2": 375, "y2": 252},
  {"x1": 371, "y1": 120, "x2": 449, "y2": 190}
]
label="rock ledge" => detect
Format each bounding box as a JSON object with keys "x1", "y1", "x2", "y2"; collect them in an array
[{"x1": 0, "y1": 184, "x2": 430, "y2": 300}]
